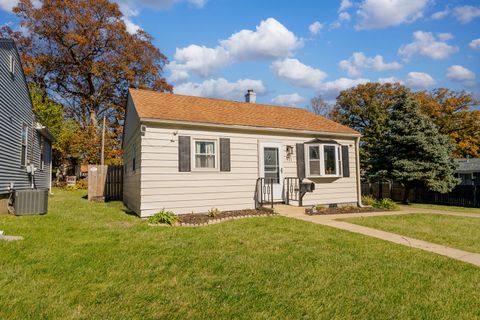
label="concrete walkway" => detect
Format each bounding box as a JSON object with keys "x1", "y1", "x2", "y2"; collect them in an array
[{"x1": 274, "y1": 205, "x2": 480, "y2": 267}]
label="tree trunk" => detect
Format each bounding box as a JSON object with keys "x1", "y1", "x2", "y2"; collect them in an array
[
  {"x1": 90, "y1": 108, "x2": 98, "y2": 128},
  {"x1": 403, "y1": 185, "x2": 410, "y2": 204}
]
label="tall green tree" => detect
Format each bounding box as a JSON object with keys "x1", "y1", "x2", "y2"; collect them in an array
[
  {"x1": 331, "y1": 82, "x2": 409, "y2": 182},
  {"x1": 383, "y1": 93, "x2": 458, "y2": 203}
]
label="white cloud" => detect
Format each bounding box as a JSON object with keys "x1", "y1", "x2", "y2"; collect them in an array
[
  {"x1": 271, "y1": 58, "x2": 370, "y2": 99},
  {"x1": 113, "y1": 0, "x2": 206, "y2": 34},
  {"x1": 406, "y1": 72, "x2": 435, "y2": 88},
  {"x1": 378, "y1": 76, "x2": 404, "y2": 84},
  {"x1": 454, "y1": 5, "x2": 480, "y2": 24},
  {"x1": 0, "y1": 0, "x2": 40, "y2": 11},
  {"x1": 0, "y1": 0, "x2": 17, "y2": 11},
  {"x1": 399, "y1": 31, "x2": 458, "y2": 60},
  {"x1": 316, "y1": 78, "x2": 371, "y2": 99},
  {"x1": 431, "y1": 9, "x2": 449, "y2": 20},
  {"x1": 271, "y1": 58, "x2": 327, "y2": 89},
  {"x1": 339, "y1": 52, "x2": 402, "y2": 77},
  {"x1": 446, "y1": 65, "x2": 476, "y2": 86},
  {"x1": 355, "y1": 0, "x2": 430, "y2": 30},
  {"x1": 339, "y1": 11, "x2": 351, "y2": 21},
  {"x1": 169, "y1": 18, "x2": 302, "y2": 78},
  {"x1": 329, "y1": 21, "x2": 342, "y2": 29},
  {"x1": 174, "y1": 78, "x2": 266, "y2": 100},
  {"x1": 220, "y1": 18, "x2": 301, "y2": 61},
  {"x1": 123, "y1": 18, "x2": 142, "y2": 34},
  {"x1": 271, "y1": 93, "x2": 307, "y2": 107},
  {"x1": 171, "y1": 45, "x2": 230, "y2": 78},
  {"x1": 469, "y1": 38, "x2": 480, "y2": 50},
  {"x1": 437, "y1": 32, "x2": 454, "y2": 41},
  {"x1": 166, "y1": 64, "x2": 190, "y2": 83},
  {"x1": 309, "y1": 21, "x2": 324, "y2": 35},
  {"x1": 339, "y1": 0, "x2": 353, "y2": 12}
]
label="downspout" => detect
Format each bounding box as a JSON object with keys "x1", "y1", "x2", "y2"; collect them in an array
[
  {"x1": 355, "y1": 136, "x2": 363, "y2": 207},
  {"x1": 49, "y1": 145, "x2": 53, "y2": 195}
]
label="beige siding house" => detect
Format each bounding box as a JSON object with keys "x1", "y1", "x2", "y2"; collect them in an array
[{"x1": 123, "y1": 88, "x2": 361, "y2": 217}]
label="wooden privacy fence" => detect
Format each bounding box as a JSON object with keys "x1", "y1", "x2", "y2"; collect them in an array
[
  {"x1": 362, "y1": 182, "x2": 480, "y2": 208},
  {"x1": 88, "y1": 165, "x2": 123, "y2": 202}
]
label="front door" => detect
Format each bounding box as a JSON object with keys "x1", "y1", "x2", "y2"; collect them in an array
[{"x1": 259, "y1": 142, "x2": 283, "y2": 201}]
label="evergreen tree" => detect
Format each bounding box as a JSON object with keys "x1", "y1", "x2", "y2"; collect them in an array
[{"x1": 384, "y1": 93, "x2": 459, "y2": 203}]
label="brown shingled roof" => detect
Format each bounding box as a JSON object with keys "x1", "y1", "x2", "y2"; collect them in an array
[{"x1": 129, "y1": 89, "x2": 359, "y2": 135}]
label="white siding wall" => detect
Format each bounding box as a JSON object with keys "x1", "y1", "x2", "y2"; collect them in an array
[{"x1": 136, "y1": 124, "x2": 359, "y2": 217}]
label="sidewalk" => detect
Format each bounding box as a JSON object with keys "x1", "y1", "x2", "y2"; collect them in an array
[{"x1": 274, "y1": 205, "x2": 480, "y2": 267}]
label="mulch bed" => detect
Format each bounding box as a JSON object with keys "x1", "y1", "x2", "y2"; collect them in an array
[
  {"x1": 148, "y1": 209, "x2": 277, "y2": 227},
  {"x1": 306, "y1": 206, "x2": 383, "y2": 215}
]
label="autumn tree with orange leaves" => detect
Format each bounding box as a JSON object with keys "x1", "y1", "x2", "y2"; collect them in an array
[
  {"x1": 414, "y1": 89, "x2": 480, "y2": 158},
  {"x1": 4, "y1": 0, "x2": 172, "y2": 165},
  {"x1": 332, "y1": 83, "x2": 479, "y2": 183}
]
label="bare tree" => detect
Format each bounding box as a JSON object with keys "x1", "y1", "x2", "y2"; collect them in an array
[{"x1": 308, "y1": 95, "x2": 333, "y2": 118}]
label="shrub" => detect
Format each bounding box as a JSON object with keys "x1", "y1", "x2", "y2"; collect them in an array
[
  {"x1": 314, "y1": 204, "x2": 326, "y2": 212},
  {"x1": 208, "y1": 208, "x2": 221, "y2": 218},
  {"x1": 362, "y1": 195, "x2": 376, "y2": 206},
  {"x1": 76, "y1": 179, "x2": 88, "y2": 190},
  {"x1": 148, "y1": 209, "x2": 178, "y2": 226},
  {"x1": 373, "y1": 198, "x2": 399, "y2": 211}
]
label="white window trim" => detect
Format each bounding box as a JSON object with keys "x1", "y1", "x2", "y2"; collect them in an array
[
  {"x1": 191, "y1": 138, "x2": 219, "y2": 171},
  {"x1": 39, "y1": 136, "x2": 44, "y2": 171},
  {"x1": 305, "y1": 143, "x2": 342, "y2": 178},
  {"x1": 21, "y1": 123, "x2": 28, "y2": 167}
]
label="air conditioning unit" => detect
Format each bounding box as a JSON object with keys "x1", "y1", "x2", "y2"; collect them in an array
[{"x1": 14, "y1": 189, "x2": 49, "y2": 216}]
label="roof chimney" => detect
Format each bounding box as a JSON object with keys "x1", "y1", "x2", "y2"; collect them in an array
[{"x1": 245, "y1": 89, "x2": 256, "y2": 103}]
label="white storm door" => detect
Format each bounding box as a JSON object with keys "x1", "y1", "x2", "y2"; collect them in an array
[{"x1": 259, "y1": 142, "x2": 283, "y2": 201}]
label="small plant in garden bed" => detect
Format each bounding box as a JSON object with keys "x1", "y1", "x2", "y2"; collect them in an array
[
  {"x1": 373, "y1": 198, "x2": 399, "y2": 211},
  {"x1": 361, "y1": 195, "x2": 376, "y2": 206},
  {"x1": 208, "y1": 208, "x2": 221, "y2": 217},
  {"x1": 148, "y1": 209, "x2": 179, "y2": 226},
  {"x1": 314, "y1": 204, "x2": 327, "y2": 212}
]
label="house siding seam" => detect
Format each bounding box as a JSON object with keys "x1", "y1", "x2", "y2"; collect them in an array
[
  {"x1": 0, "y1": 39, "x2": 52, "y2": 195},
  {"x1": 134, "y1": 125, "x2": 358, "y2": 217}
]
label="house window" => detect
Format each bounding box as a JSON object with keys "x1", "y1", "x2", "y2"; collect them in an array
[
  {"x1": 194, "y1": 139, "x2": 217, "y2": 169},
  {"x1": 306, "y1": 144, "x2": 341, "y2": 177},
  {"x1": 40, "y1": 136, "x2": 44, "y2": 170},
  {"x1": 21, "y1": 123, "x2": 28, "y2": 166}
]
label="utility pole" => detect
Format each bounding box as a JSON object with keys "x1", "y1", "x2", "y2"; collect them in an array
[{"x1": 101, "y1": 116, "x2": 106, "y2": 165}]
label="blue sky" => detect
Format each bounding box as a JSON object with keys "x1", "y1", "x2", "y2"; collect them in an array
[{"x1": 1, "y1": 0, "x2": 479, "y2": 107}]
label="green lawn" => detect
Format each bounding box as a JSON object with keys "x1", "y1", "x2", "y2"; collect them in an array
[
  {"x1": 404, "y1": 203, "x2": 480, "y2": 214},
  {"x1": 344, "y1": 214, "x2": 480, "y2": 254},
  {"x1": 1, "y1": 190, "x2": 480, "y2": 319}
]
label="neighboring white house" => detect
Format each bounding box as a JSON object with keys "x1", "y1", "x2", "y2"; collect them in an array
[{"x1": 123, "y1": 88, "x2": 362, "y2": 217}]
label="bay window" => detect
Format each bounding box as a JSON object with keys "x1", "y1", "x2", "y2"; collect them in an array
[{"x1": 306, "y1": 144, "x2": 342, "y2": 177}]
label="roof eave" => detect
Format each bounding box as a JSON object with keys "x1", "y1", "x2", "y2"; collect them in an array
[
  {"x1": 35, "y1": 123, "x2": 56, "y2": 142},
  {"x1": 139, "y1": 117, "x2": 362, "y2": 138}
]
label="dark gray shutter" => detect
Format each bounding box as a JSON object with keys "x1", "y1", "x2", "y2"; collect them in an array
[
  {"x1": 296, "y1": 143, "x2": 305, "y2": 179},
  {"x1": 220, "y1": 138, "x2": 231, "y2": 172},
  {"x1": 342, "y1": 145, "x2": 350, "y2": 177},
  {"x1": 178, "y1": 136, "x2": 191, "y2": 172}
]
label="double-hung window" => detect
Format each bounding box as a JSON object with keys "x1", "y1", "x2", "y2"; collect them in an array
[
  {"x1": 306, "y1": 144, "x2": 342, "y2": 177},
  {"x1": 21, "y1": 123, "x2": 28, "y2": 167},
  {"x1": 194, "y1": 139, "x2": 217, "y2": 170}
]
